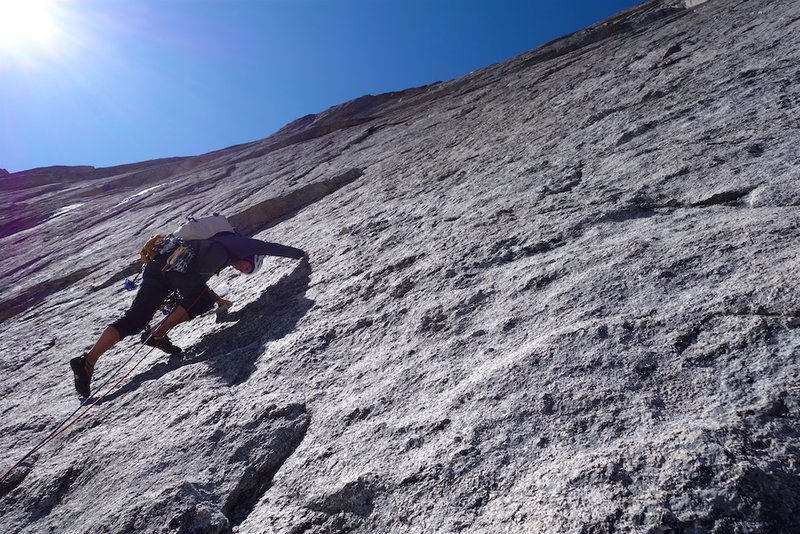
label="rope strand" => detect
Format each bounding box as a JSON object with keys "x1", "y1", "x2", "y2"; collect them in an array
[{"x1": 0, "y1": 287, "x2": 209, "y2": 484}]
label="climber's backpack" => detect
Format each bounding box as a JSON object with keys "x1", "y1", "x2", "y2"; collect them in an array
[{"x1": 174, "y1": 214, "x2": 235, "y2": 240}]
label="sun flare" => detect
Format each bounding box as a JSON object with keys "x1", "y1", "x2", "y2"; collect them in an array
[{"x1": 0, "y1": 0, "x2": 62, "y2": 57}]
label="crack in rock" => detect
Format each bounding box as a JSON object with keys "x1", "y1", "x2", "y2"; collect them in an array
[
  {"x1": 0, "y1": 266, "x2": 95, "y2": 325},
  {"x1": 690, "y1": 186, "x2": 759, "y2": 207},
  {"x1": 222, "y1": 403, "x2": 311, "y2": 528},
  {"x1": 229, "y1": 168, "x2": 363, "y2": 235}
]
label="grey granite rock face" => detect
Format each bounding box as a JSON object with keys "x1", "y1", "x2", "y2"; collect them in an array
[{"x1": 1, "y1": 0, "x2": 798, "y2": 532}]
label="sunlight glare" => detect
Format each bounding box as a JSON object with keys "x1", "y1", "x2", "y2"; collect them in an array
[{"x1": 0, "y1": 0, "x2": 62, "y2": 57}]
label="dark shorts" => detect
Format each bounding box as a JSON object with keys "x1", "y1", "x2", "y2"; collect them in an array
[{"x1": 109, "y1": 252, "x2": 218, "y2": 339}]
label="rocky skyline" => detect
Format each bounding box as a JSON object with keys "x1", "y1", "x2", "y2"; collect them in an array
[{"x1": 1, "y1": 0, "x2": 798, "y2": 532}]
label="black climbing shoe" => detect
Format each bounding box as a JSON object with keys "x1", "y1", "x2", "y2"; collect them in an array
[
  {"x1": 141, "y1": 326, "x2": 182, "y2": 354},
  {"x1": 70, "y1": 354, "x2": 93, "y2": 398}
]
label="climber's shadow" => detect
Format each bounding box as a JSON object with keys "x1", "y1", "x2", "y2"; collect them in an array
[
  {"x1": 192, "y1": 258, "x2": 314, "y2": 385},
  {"x1": 101, "y1": 259, "x2": 313, "y2": 403}
]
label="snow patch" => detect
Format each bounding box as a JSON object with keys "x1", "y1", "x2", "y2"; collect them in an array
[
  {"x1": 51, "y1": 203, "x2": 85, "y2": 218},
  {"x1": 114, "y1": 183, "x2": 166, "y2": 207}
]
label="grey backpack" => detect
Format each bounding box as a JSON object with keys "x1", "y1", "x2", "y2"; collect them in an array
[{"x1": 173, "y1": 214, "x2": 235, "y2": 240}]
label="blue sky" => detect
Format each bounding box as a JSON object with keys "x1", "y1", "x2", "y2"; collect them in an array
[{"x1": 0, "y1": 0, "x2": 641, "y2": 173}]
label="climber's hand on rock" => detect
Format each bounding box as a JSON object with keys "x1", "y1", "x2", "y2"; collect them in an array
[{"x1": 216, "y1": 298, "x2": 233, "y2": 312}]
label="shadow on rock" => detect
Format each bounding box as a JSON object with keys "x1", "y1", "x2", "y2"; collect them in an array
[
  {"x1": 198, "y1": 258, "x2": 314, "y2": 385},
  {"x1": 102, "y1": 259, "x2": 313, "y2": 402}
]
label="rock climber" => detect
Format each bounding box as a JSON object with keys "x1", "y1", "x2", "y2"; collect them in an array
[{"x1": 70, "y1": 232, "x2": 307, "y2": 398}]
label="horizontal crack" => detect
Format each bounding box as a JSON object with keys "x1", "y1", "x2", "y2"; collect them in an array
[
  {"x1": 689, "y1": 186, "x2": 759, "y2": 208},
  {"x1": 0, "y1": 266, "x2": 96, "y2": 325},
  {"x1": 230, "y1": 167, "x2": 364, "y2": 235}
]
